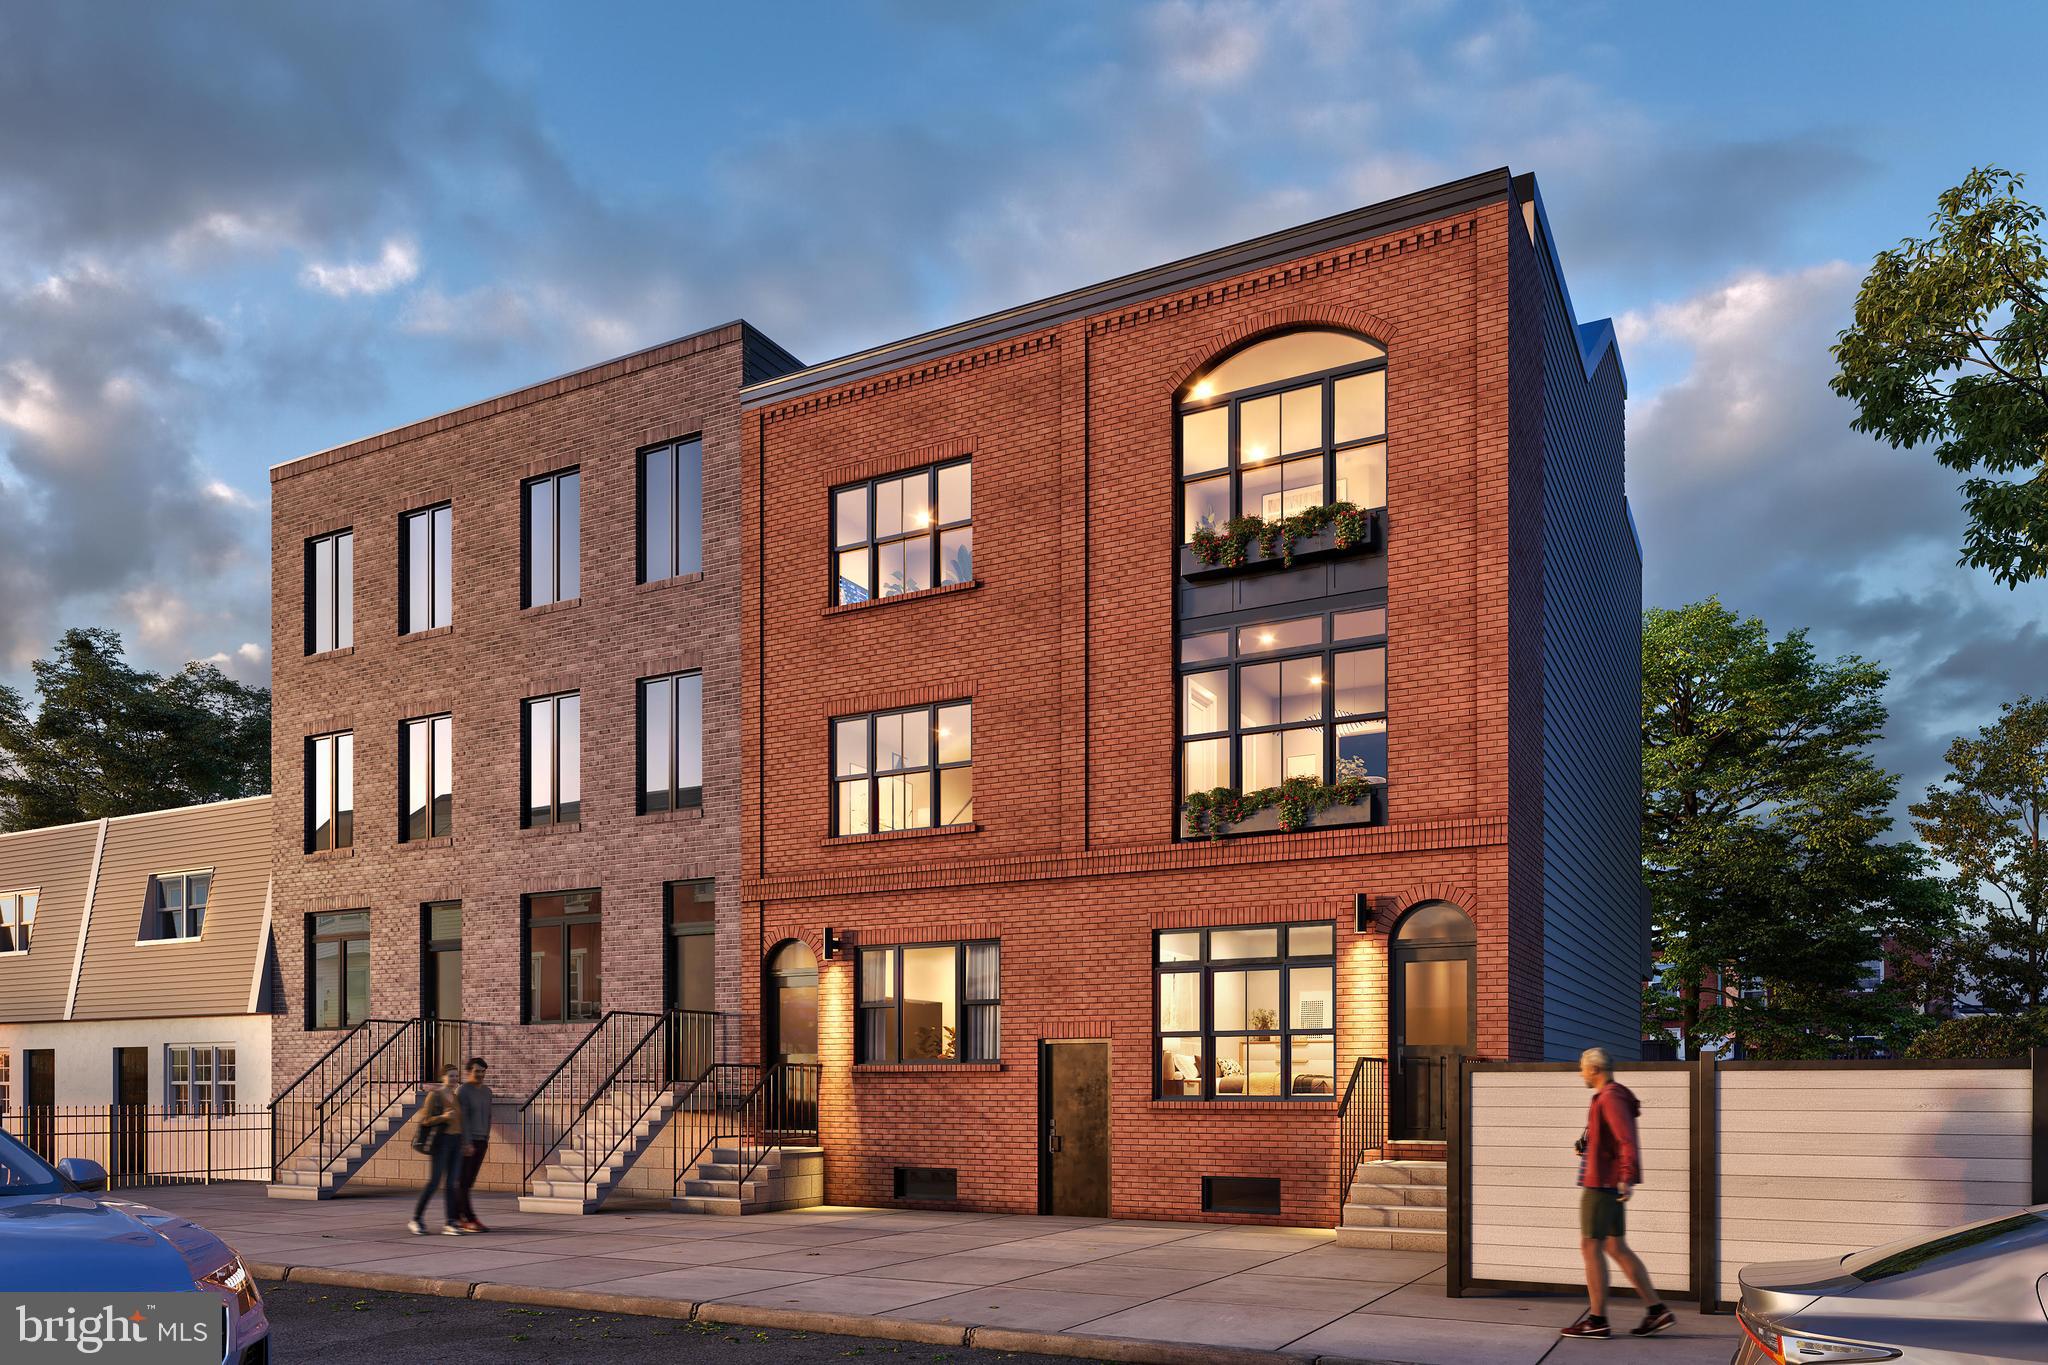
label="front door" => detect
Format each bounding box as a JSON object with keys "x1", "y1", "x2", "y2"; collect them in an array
[
  {"x1": 1039, "y1": 1041, "x2": 1110, "y2": 1217},
  {"x1": 665, "y1": 881, "x2": 718, "y2": 1081},
  {"x1": 23, "y1": 1050, "x2": 54, "y2": 1158},
  {"x1": 765, "y1": 940, "x2": 818, "y2": 1133},
  {"x1": 112, "y1": 1048, "x2": 147, "y2": 1182},
  {"x1": 1389, "y1": 902, "x2": 1476, "y2": 1141}
]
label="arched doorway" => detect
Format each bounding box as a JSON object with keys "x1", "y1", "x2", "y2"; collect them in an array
[
  {"x1": 1389, "y1": 901, "x2": 1476, "y2": 1141},
  {"x1": 764, "y1": 939, "x2": 819, "y2": 1068}
]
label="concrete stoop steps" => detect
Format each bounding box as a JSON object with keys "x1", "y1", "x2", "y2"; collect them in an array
[
  {"x1": 671, "y1": 1145, "x2": 824, "y2": 1215},
  {"x1": 1334, "y1": 1156, "x2": 1447, "y2": 1251},
  {"x1": 518, "y1": 1089, "x2": 678, "y2": 1215},
  {"x1": 266, "y1": 1088, "x2": 425, "y2": 1200}
]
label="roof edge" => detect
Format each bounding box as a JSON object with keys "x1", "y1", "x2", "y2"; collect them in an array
[
  {"x1": 1511, "y1": 172, "x2": 1626, "y2": 396},
  {"x1": 741, "y1": 167, "x2": 1517, "y2": 407}
]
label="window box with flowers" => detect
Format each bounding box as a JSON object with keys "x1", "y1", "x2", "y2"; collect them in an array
[
  {"x1": 1179, "y1": 502, "x2": 1380, "y2": 580},
  {"x1": 1180, "y1": 776, "x2": 1383, "y2": 840}
]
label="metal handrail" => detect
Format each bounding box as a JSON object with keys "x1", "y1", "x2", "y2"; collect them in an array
[
  {"x1": 270, "y1": 1017, "x2": 412, "y2": 1178},
  {"x1": 315, "y1": 1019, "x2": 422, "y2": 1175},
  {"x1": 518, "y1": 1012, "x2": 620, "y2": 1107},
  {"x1": 563, "y1": 1012, "x2": 673, "y2": 1185},
  {"x1": 1336, "y1": 1055, "x2": 1387, "y2": 1202}
]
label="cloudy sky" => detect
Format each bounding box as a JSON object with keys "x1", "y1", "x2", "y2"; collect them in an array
[{"x1": 1, "y1": 0, "x2": 2044, "y2": 815}]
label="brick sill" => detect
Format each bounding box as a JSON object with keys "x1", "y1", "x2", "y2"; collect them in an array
[
  {"x1": 305, "y1": 645, "x2": 356, "y2": 662},
  {"x1": 636, "y1": 571, "x2": 706, "y2": 593},
  {"x1": 521, "y1": 597, "x2": 580, "y2": 619},
  {"x1": 825, "y1": 579, "x2": 980, "y2": 617},
  {"x1": 639, "y1": 806, "x2": 705, "y2": 824},
  {"x1": 824, "y1": 822, "x2": 979, "y2": 849},
  {"x1": 304, "y1": 847, "x2": 355, "y2": 862},
  {"x1": 518, "y1": 821, "x2": 583, "y2": 838},
  {"x1": 855, "y1": 1063, "x2": 1005, "y2": 1075},
  {"x1": 399, "y1": 836, "x2": 455, "y2": 852},
  {"x1": 1149, "y1": 1098, "x2": 1336, "y2": 1111},
  {"x1": 399, "y1": 625, "x2": 454, "y2": 643}
]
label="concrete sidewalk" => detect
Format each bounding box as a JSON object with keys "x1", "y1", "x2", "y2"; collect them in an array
[{"x1": 141, "y1": 1185, "x2": 1736, "y2": 1365}]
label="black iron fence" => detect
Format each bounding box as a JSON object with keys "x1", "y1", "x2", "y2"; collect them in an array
[
  {"x1": 3, "y1": 1106, "x2": 270, "y2": 1187},
  {"x1": 1335, "y1": 1055, "x2": 1387, "y2": 1193},
  {"x1": 672, "y1": 1061, "x2": 822, "y2": 1194},
  {"x1": 521, "y1": 1010, "x2": 730, "y2": 1190}
]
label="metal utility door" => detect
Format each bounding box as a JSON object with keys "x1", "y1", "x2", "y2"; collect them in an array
[
  {"x1": 112, "y1": 1048, "x2": 147, "y2": 1180},
  {"x1": 1039, "y1": 1042, "x2": 1110, "y2": 1217}
]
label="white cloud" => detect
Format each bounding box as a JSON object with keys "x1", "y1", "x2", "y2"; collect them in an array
[
  {"x1": 236, "y1": 642, "x2": 264, "y2": 663},
  {"x1": 299, "y1": 238, "x2": 421, "y2": 298},
  {"x1": 202, "y1": 478, "x2": 255, "y2": 509}
]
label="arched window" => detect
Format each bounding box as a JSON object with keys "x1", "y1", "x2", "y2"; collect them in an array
[{"x1": 1178, "y1": 329, "x2": 1386, "y2": 543}]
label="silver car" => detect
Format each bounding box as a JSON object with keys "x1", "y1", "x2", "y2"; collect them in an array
[{"x1": 1733, "y1": 1206, "x2": 2048, "y2": 1363}]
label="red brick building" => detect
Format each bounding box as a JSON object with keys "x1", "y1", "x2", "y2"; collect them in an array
[{"x1": 739, "y1": 169, "x2": 1640, "y2": 1227}]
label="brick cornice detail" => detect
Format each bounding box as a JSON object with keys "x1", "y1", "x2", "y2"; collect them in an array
[
  {"x1": 787, "y1": 920, "x2": 1001, "y2": 948},
  {"x1": 745, "y1": 815, "x2": 1506, "y2": 904},
  {"x1": 826, "y1": 680, "x2": 976, "y2": 717},
  {"x1": 1149, "y1": 901, "x2": 1349, "y2": 930},
  {"x1": 758, "y1": 334, "x2": 1058, "y2": 424},
  {"x1": 823, "y1": 436, "x2": 975, "y2": 489},
  {"x1": 1166, "y1": 303, "x2": 1401, "y2": 396}
]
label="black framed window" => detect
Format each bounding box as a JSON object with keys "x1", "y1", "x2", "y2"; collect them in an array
[
  {"x1": 142, "y1": 872, "x2": 210, "y2": 941},
  {"x1": 1178, "y1": 608, "x2": 1387, "y2": 800},
  {"x1": 638, "y1": 672, "x2": 703, "y2": 813},
  {"x1": 401, "y1": 714, "x2": 453, "y2": 841},
  {"x1": 522, "y1": 468, "x2": 580, "y2": 607},
  {"x1": 639, "y1": 438, "x2": 702, "y2": 583},
  {"x1": 309, "y1": 910, "x2": 370, "y2": 1031},
  {"x1": 167, "y1": 1045, "x2": 236, "y2": 1116},
  {"x1": 423, "y1": 902, "x2": 462, "y2": 1021},
  {"x1": 857, "y1": 941, "x2": 998, "y2": 1063},
  {"x1": 523, "y1": 890, "x2": 601, "y2": 1023},
  {"x1": 305, "y1": 530, "x2": 353, "y2": 655},
  {"x1": 831, "y1": 702, "x2": 972, "y2": 836},
  {"x1": 0, "y1": 890, "x2": 37, "y2": 954},
  {"x1": 305, "y1": 732, "x2": 354, "y2": 852},
  {"x1": 831, "y1": 458, "x2": 972, "y2": 605},
  {"x1": 521, "y1": 693, "x2": 580, "y2": 827},
  {"x1": 1178, "y1": 330, "x2": 1386, "y2": 542},
  {"x1": 399, "y1": 503, "x2": 452, "y2": 633},
  {"x1": 1156, "y1": 923, "x2": 1335, "y2": 1100}
]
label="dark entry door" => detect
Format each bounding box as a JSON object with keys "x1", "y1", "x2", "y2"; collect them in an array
[
  {"x1": 664, "y1": 881, "x2": 718, "y2": 1081},
  {"x1": 1039, "y1": 1042, "x2": 1110, "y2": 1217},
  {"x1": 1389, "y1": 902, "x2": 1476, "y2": 1141},
  {"x1": 112, "y1": 1048, "x2": 147, "y2": 1182},
  {"x1": 23, "y1": 1050, "x2": 54, "y2": 1158},
  {"x1": 765, "y1": 941, "x2": 818, "y2": 1133}
]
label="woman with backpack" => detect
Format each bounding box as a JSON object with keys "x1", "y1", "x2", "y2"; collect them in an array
[{"x1": 407, "y1": 1064, "x2": 465, "y2": 1235}]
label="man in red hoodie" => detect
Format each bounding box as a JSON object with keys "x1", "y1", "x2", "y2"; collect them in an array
[{"x1": 1560, "y1": 1047, "x2": 1677, "y2": 1339}]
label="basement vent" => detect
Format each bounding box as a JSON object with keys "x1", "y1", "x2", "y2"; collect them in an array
[
  {"x1": 893, "y1": 1166, "x2": 958, "y2": 1202},
  {"x1": 1202, "y1": 1176, "x2": 1281, "y2": 1215}
]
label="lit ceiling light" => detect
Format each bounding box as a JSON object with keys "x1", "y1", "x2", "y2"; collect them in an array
[
  {"x1": 1191, "y1": 380, "x2": 1214, "y2": 400},
  {"x1": 1309, "y1": 675, "x2": 1324, "y2": 686},
  {"x1": 914, "y1": 510, "x2": 931, "y2": 527},
  {"x1": 1245, "y1": 445, "x2": 1268, "y2": 463},
  {"x1": 1259, "y1": 631, "x2": 1276, "y2": 646}
]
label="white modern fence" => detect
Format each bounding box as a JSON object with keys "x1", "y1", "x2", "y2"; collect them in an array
[{"x1": 1449, "y1": 1054, "x2": 2046, "y2": 1309}]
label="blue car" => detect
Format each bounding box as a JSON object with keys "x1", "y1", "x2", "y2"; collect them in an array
[{"x1": 0, "y1": 1127, "x2": 269, "y2": 1361}]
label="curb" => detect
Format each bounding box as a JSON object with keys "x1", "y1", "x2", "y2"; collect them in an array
[{"x1": 255, "y1": 1263, "x2": 1377, "y2": 1362}]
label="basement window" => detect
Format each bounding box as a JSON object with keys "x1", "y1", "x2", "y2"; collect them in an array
[
  {"x1": 893, "y1": 1166, "x2": 958, "y2": 1202},
  {"x1": 1202, "y1": 1176, "x2": 1281, "y2": 1215}
]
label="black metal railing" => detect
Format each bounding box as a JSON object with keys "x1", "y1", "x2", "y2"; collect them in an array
[
  {"x1": 4, "y1": 1106, "x2": 270, "y2": 1187},
  {"x1": 672, "y1": 1060, "x2": 821, "y2": 1196},
  {"x1": 520, "y1": 1010, "x2": 729, "y2": 1191},
  {"x1": 1336, "y1": 1055, "x2": 1387, "y2": 1195},
  {"x1": 270, "y1": 1018, "x2": 415, "y2": 1179},
  {"x1": 1393, "y1": 1054, "x2": 1450, "y2": 1142}
]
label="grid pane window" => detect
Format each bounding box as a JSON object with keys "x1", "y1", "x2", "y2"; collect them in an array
[
  {"x1": 305, "y1": 530, "x2": 353, "y2": 655},
  {"x1": 857, "y1": 941, "x2": 999, "y2": 1063},
  {"x1": 831, "y1": 703, "x2": 972, "y2": 836},
  {"x1": 147, "y1": 872, "x2": 210, "y2": 941},
  {"x1": 832, "y1": 458, "x2": 972, "y2": 605},
  {"x1": 0, "y1": 892, "x2": 36, "y2": 953},
  {"x1": 522, "y1": 693, "x2": 581, "y2": 827},
  {"x1": 309, "y1": 911, "x2": 370, "y2": 1031},
  {"x1": 639, "y1": 672, "x2": 703, "y2": 813},
  {"x1": 400, "y1": 504, "x2": 452, "y2": 633},
  {"x1": 1178, "y1": 330, "x2": 1387, "y2": 543},
  {"x1": 523, "y1": 468, "x2": 580, "y2": 607},
  {"x1": 639, "y1": 438, "x2": 703, "y2": 582},
  {"x1": 524, "y1": 890, "x2": 602, "y2": 1023},
  {"x1": 306, "y1": 732, "x2": 354, "y2": 852},
  {"x1": 167, "y1": 1045, "x2": 237, "y2": 1116},
  {"x1": 1155, "y1": 924, "x2": 1335, "y2": 1099},
  {"x1": 401, "y1": 715, "x2": 453, "y2": 841}
]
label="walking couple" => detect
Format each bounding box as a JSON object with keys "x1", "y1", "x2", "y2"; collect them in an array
[{"x1": 408, "y1": 1056, "x2": 493, "y2": 1236}]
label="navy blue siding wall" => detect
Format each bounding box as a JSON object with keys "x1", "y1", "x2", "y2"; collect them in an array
[{"x1": 1529, "y1": 240, "x2": 1640, "y2": 1061}]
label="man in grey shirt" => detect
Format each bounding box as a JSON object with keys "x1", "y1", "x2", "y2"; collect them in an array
[{"x1": 453, "y1": 1057, "x2": 493, "y2": 1232}]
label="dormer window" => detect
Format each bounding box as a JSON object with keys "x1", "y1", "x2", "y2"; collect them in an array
[
  {"x1": 143, "y1": 872, "x2": 211, "y2": 941},
  {"x1": 1179, "y1": 330, "x2": 1386, "y2": 544}
]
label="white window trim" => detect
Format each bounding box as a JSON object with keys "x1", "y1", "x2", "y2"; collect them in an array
[
  {"x1": 0, "y1": 885, "x2": 43, "y2": 958},
  {"x1": 137, "y1": 867, "x2": 217, "y2": 945}
]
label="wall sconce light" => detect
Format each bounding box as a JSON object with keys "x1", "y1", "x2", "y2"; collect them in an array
[
  {"x1": 1354, "y1": 894, "x2": 1373, "y2": 935},
  {"x1": 823, "y1": 927, "x2": 844, "y2": 960}
]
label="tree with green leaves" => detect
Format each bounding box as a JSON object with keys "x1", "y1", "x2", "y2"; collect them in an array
[
  {"x1": 1912, "y1": 696, "x2": 2048, "y2": 1014},
  {"x1": 0, "y1": 628, "x2": 270, "y2": 831},
  {"x1": 1832, "y1": 166, "x2": 2048, "y2": 588},
  {"x1": 1643, "y1": 599, "x2": 1953, "y2": 1056}
]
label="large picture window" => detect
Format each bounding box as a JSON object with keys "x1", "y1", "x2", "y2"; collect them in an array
[
  {"x1": 1179, "y1": 330, "x2": 1386, "y2": 542},
  {"x1": 399, "y1": 503, "x2": 453, "y2": 634},
  {"x1": 143, "y1": 872, "x2": 210, "y2": 941},
  {"x1": 305, "y1": 530, "x2": 353, "y2": 655},
  {"x1": 401, "y1": 715, "x2": 453, "y2": 841},
  {"x1": 309, "y1": 911, "x2": 370, "y2": 1031},
  {"x1": 1179, "y1": 608, "x2": 1388, "y2": 799},
  {"x1": 639, "y1": 438, "x2": 702, "y2": 583},
  {"x1": 524, "y1": 890, "x2": 601, "y2": 1023},
  {"x1": 831, "y1": 702, "x2": 972, "y2": 836},
  {"x1": 0, "y1": 890, "x2": 38, "y2": 953},
  {"x1": 1156, "y1": 923, "x2": 1336, "y2": 1100},
  {"x1": 522, "y1": 468, "x2": 580, "y2": 607},
  {"x1": 832, "y1": 458, "x2": 972, "y2": 605},
  {"x1": 857, "y1": 941, "x2": 999, "y2": 1063},
  {"x1": 638, "y1": 672, "x2": 703, "y2": 813},
  {"x1": 306, "y1": 732, "x2": 354, "y2": 852},
  {"x1": 522, "y1": 693, "x2": 581, "y2": 827}
]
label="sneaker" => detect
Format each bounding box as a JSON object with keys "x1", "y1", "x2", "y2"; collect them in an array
[
  {"x1": 440, "y1": 1224, "x2": 466, "y2": 1236},
  {"x1": 460, "y1": 1218, "x2": 488, "y2": 1233},
  {"x1": 1631, "y1": 1305, "x2": 1677, "y2": 1337},
  {"x1": 1560, "y1": 1314, "x2": 1611, "y2": 1338},
  {"x1": 406, "y1": 1219, "x2": 424, "y2": 1236}
]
